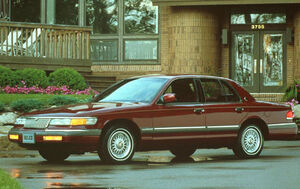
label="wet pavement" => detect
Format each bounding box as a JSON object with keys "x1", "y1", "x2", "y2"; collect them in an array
[{"x1": 1, "y1": 140, "x2": 300, "y2": 189}]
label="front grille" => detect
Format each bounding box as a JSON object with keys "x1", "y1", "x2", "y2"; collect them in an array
[{"x1": 24, "y1": 118, "x2": 50, "y2": 129}]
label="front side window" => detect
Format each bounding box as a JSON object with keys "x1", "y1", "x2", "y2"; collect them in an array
[{"x1": 164, "y1": 79, "x2": 197, "y2": 103}]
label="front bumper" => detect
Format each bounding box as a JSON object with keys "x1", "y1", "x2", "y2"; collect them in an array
[{"x1": 8, "y1": 127, "x2": 102, "y2": 151}]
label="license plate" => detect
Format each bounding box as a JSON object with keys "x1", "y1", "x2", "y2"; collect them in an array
[{"x1": 22, "y1": 133, "x2": 35, "y2": 144}]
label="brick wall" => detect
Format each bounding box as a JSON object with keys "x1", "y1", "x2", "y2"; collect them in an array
[
  {"x1": 294, "y1": 10, "x2": 300, "y2": 81},
  {"x1": 161, "y1": 6, "x2": 221, "y2": 75}
]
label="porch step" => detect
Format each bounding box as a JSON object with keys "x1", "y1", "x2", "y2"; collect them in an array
[
  {"x1": 83, "y1": 74, "x2": 117, "y2": 92},
  {"x1": 83, "y1": 71, "x2": 161, "y2": 92},
  {"x1": 251, "y1": 93, "x2": 284, "y2": 103}
]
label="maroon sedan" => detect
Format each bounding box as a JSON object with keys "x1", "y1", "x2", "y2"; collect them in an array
[{"x1": 8, "y1": 75, "x2": 297, "y2": 163}]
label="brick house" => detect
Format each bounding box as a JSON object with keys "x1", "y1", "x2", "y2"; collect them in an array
[{"x1": 1, "y1": 0, "x2": 300, "y2": 101}]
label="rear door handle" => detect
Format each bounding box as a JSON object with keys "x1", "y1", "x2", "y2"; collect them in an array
[
  {"x1": 235, "y1": 107, "x2": 244, "y2": 113},
  {"x1": 194, "y1": 108, "x2": 205, "y2": 114}
]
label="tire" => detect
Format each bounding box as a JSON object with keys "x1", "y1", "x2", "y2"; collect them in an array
[
  {"x1": 98, "y1": 125, "x2": 135, "y2": 164},
  {"x1": 233, "y1": 124, "x2": 264, "y2": 159},
  {"x1": 39, "y1": 148, "x2": 70, "y2": 162},
  {"x1": 170, "y1": 147, "x2": 196, "y2": 157}
]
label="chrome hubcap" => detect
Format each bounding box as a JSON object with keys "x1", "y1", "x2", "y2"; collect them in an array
[
  {"x1": 241, "y1": 127, "x2": 262, "y2": 155},
  {"x1": 108, "y1": 129, "x2": 133, "y2": 161}
]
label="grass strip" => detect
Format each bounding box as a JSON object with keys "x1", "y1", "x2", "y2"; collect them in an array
[{"x1": 0, "y1": 169, "x2": 22, "y2": 189}]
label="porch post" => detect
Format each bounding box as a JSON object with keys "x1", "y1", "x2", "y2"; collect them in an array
[{"x1": 46, "y1": 0, "x2": 55, "y2": 24}]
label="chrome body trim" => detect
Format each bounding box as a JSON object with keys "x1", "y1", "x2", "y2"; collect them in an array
[
  {"x1": 141, "y1": 125, "x2": 240, "y2": 134},
  {"x1": 268, "y1": 122, "x2": 298, "y2": 129},
  {"x1": 154, "y1": 126, "x2": 206, "y2": 133},
  {"x1": 9, "y1": 128, "x2": 101, "y2": 137}
]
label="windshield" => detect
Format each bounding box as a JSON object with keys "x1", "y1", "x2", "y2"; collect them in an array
[{"x1": 96, "y1": 77, "x2": 168, "y2": 103}]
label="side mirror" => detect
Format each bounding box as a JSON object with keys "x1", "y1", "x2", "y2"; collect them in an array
[{"x1": 161, "y1": 93, "x2": 176, "y2": 104}]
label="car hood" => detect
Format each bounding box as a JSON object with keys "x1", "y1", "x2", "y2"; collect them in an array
[{"x1": 22, "y1": 102, "x2": 148, "y2": 117}]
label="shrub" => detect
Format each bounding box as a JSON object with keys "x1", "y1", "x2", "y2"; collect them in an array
[
  {"x1": 0, "y1": 66, "x2": 17, "y2": 87},
  {"x1": 49, "y1": 68, "x2": 87, "y2": 90},
  {"x1": 0, "y1": 101, "x2": 4, "y2": 112},
  {"x1": 283, "y1": 80, "x2": 300, "y2": 102},
  {"x1": 16, "y1": 68, "x2": 49, "y2": 88},
  {"x1": 11, "y1": 99, "x2": 44, "y2": 112},
  {"x1": 48, "y1": 96, "x2": 79, "y2": 106}
]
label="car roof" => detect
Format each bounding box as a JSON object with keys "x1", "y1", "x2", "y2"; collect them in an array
[{"x1": 128, "y1": 74, "x2": 234, "y2": 82}]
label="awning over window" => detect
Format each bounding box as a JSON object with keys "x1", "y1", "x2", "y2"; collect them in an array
[{"x1": 152, "y1": 0, "x2": 300, "y2": 6}]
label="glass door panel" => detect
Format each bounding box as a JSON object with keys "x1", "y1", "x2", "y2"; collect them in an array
[
  {"x1": 260, "y1": 32, "x2": 285, "y2": 92},
  {"x1": 231, "y1": 31, "x2": 259, "y2": 92},
  {"x1": 231, "y1": 31, "x2": 286, "y2": 93}
]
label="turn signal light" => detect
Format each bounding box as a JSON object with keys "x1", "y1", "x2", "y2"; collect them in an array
[
  {"x1": 43, "y1": 136, "x2": 63, "y2": 141},
  {"x1": 70, "y1": 119, "x2": 87, "y2": 126},
  {"x1": 286, "y1": 110, "x2": 294, "y2": 120},
  {"x1": 9, "y1": 134, "x2": 19, "y2": 140}
]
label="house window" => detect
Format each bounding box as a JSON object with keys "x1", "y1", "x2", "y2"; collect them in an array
[
  {"x1": 124, "y1": 40, "x2": 157, "y2": 60},
  {"x1": 11, "y1": 0, "x2": 41, "y2": 23},
  {"x1": 86, "y1": 0, "x2": 118, "y2": 34},
  {"x1": 56, "y1": 0, "x2": 79, "y2": 25},
  {"x1": 91, "y1": 40, "x2": 118, "y2": 61},
  {"x1": 231, "y1": 13, "x2": 286, "y2": 24},
  {"x1": 88, "y1": 0, "x2": 159, "y2": 64},
  {"x1": 124, "y1": 0, "x2": 158, "y2": 34}
]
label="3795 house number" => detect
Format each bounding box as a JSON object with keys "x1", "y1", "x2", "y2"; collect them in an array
[{"x1": 251, "y1": 24, "x2": 265, "y2": 30}]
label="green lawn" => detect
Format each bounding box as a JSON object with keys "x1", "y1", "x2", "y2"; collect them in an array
[
  {"x1": 0, "y1": 94, "x2": 92, "y2": 105},
  {"x1": 0, "y1": 169, "x2": 22, "y2": 189}
]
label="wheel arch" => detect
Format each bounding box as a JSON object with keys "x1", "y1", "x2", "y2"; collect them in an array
[
  {"x1": 240, "y1": 118, "x2": 269, "y2": 139},
  {"x1": 101, "y1": 119, "x2": 141, "y2": 146}
]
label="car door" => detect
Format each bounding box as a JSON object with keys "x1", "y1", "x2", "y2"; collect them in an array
[
  {"x1": 199, "y1": 78, "x2": 247, "y2": 138},
  {"x1": 152, "y1": 78, "x2": 206, "y2": 141}
]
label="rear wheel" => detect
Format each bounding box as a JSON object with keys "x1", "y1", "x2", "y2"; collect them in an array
[
  {"x1": 98, "y1": 125, "x2": 135, "y2": 164},
  {"x1": 39, "y1": 149, "x2": 70, "y2": 162},
  {"x1": 233, "y1": 124, "x2": 264, "y2": 159},
  {"x1": 170, "y1": 147, "x2": 196, "y2": 157}
]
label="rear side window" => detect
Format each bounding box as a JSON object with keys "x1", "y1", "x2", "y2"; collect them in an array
[{"x1": 200, "y1": 79, "x2": 240, "y2": 103}]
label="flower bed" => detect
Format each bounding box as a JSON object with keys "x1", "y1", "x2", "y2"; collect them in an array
[{"x1": 1, "y1": 81, "x2": 99, "y2": 95}]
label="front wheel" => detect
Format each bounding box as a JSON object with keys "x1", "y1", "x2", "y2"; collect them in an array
[
  {"x1": 98, "y1": 126, "x2": 135, "y2": 164},
  {"x1": 39, "y1": 148, "x2": 70, "y2": 162},
  {"x1": 233, "y1": 125, "x2": 264, "y2": 159}
]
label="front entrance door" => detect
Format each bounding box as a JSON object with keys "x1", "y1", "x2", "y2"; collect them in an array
[{"x1": 231, "y1": 31, "x2": 286, "y2": 93}]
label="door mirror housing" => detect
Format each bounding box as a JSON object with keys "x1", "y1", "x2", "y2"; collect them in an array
[{"x1": 161, "y1": 93, "x2": 176, "y2": 104}]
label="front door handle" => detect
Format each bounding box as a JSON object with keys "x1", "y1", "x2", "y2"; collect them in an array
[
  {"x1": 235, "y1": 107, "x2": 244, "y2": 113},
  {"x1": 194, "y1": 108, "x2": 205, "y2": 114}
]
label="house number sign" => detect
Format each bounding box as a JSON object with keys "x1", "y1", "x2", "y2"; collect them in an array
[{"x1": 251, "y1": 24, "x2": 265, "y2": 30}]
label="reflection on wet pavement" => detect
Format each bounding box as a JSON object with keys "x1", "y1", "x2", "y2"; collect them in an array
[
  {"x1": 7, "y1": 154, "x2": 222, "y2": 189},
  {"x1": 6, "y1": 148, "x2": 297, "y2": 189},
  {"x1": 45, "y1": 182, "x2": 103, "y2": 189}
]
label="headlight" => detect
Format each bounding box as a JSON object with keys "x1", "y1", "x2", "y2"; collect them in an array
[
  {"x1": 49, "y1": 118, "x2": 72, "y2": 126},
  {"x1": 49, "y1": 117, "x2": 97, "y2": 126},
  {"x1": 15, "y1": 117, "x2": 26, "y2": 125}
]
